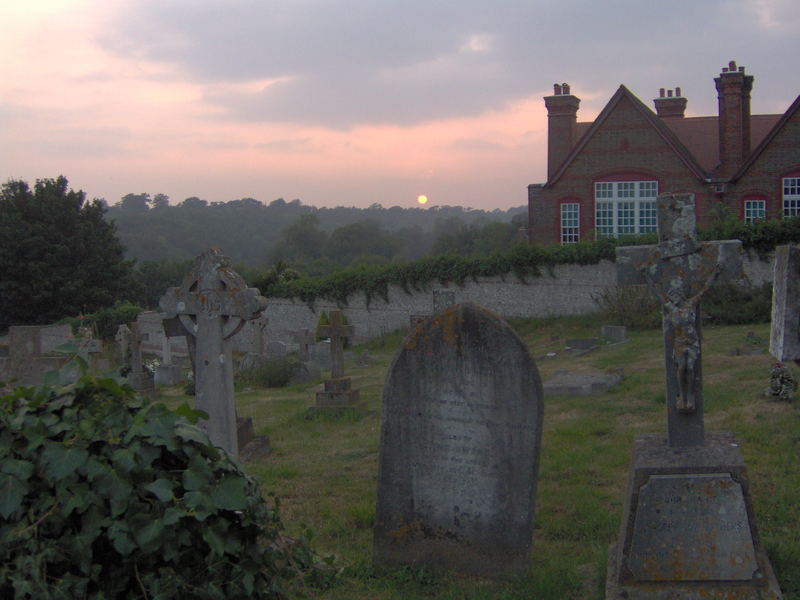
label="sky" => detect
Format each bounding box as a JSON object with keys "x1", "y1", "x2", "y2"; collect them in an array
[{"x1": 1, "y1": 1, "x2": 799, "y2": 210}]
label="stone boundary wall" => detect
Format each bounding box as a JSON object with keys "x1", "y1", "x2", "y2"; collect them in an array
[{"x1": 262, "y1": 253, "x2": 774, "y2": 345}]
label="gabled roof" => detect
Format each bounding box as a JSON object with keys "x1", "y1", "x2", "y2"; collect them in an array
[
  {"x1": 546, "y1": 85, "x2": 708, "y2": 187},
  {"x1": 732, "y1": 94, "x2": 800, "y2": 181}
]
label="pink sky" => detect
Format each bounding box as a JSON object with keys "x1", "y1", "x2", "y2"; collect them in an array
[{"x1": 2, "y1": 1, "x2": 798, "y2": 210}]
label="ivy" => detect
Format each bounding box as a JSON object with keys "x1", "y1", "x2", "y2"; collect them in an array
[
  {"x1": 0, "y1": 366, "x2": 328, "y2": 599},
  {"x1": 261, "y1": 216, "x2": 800, "y2": 310}
]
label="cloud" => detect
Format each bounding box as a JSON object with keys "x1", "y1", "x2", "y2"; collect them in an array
[{"x1": 106, "y1": 0, "x2": 778, "y2": 128}]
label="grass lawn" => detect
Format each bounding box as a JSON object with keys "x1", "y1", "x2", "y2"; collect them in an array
[{"x1": 161, "y1": 316, "x2": 800, "y2": 599}]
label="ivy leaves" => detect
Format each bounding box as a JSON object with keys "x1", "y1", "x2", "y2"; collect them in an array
[{"x1": 0, "y1": 373, "x2": 318, "y2": 599}]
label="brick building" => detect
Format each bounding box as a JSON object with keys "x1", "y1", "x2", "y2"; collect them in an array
[{"x1": 527, "y1": 61, "x2": 800, "y2": 245}]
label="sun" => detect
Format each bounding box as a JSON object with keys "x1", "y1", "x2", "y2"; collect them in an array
[{"x1": 417, "y1": 195, "x2": 428, "y2": 205}]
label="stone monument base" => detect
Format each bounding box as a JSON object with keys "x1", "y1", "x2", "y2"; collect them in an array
[
  {"x1": 126, "y1": 371, "x2": 156, "y2": 397},
  {"x1": 237, "y1": 417, "x2": 270, "y2": 461},
  {"x1": 154, "y1": 364, "x2": 184, "y2": 386},
  {"x1": 314, "y1": 377, "x2": 361, "y2": 407},
  {"x1": 606, "y1": 432, "x2": 782, "y2": 600}
]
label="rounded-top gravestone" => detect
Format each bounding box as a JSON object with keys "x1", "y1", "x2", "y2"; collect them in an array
[{"x1": 373, "y1": 302, "x2": 544, "y2": 578}]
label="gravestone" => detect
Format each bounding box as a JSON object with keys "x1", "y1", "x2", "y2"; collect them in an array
[
  {"x1": 5, "y1": 325, "x2": 73, "y2": 385},
  {"x1": 601, "y1": 325, "x2": 628, "y2": 343},
  {"x1": 121, "y1": 325, "x2": 136, "y2": 360},
  {"x1": 374, "y1": 302, "x2": 544, "y2": 578},
  {"x1": 432, "y1": 289, "x2": 456, "y2": 313},
  {"x1": 608, "y1": 193, "x2": 782, "y2": 599},
  {"x1": 291, "y1": 329, "x2": 315, "y2": 361},
  {"x1": 543, "y1": 368, "x2": 623, "y2": 396},
  {"x1": 154, "y1": 324, "x2": 184, "y2": 386},
  {"x1": 266, "y1": 340, "x2": 288, "y2": 358},
  {"x1": 312, "y1": 310, "x2": 360, "y2": 410},
  {"x1": 160, "y1": 248, "x2": 268, "y2": 457},
  {"x1": 126, "y1": 322, "x2": 155, "y2": 395}
]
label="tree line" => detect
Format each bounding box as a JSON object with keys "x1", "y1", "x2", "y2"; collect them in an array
[{"x1": 0, "y1": 177, "x2": 526, "y2": 330}]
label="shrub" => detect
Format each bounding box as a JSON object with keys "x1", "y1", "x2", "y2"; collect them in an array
[
  {"x1": 61, "y1": 301, "x2": 143, "y2": 340},
  {"x1": 591, "y1": 285, "x2": 662, "y2": 330},
  {"x1": 0, "y1": 365, "x2": 323, "y2": 599},
  {"x1": 702, "y1": 282, "x2": 772, "y2": 325}
]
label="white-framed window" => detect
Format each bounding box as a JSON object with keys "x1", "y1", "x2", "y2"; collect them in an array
[
  {"x1": 783, "y1": 177, "x2": 800, "y2": 217},
  {"x1": 560, "y1": 203, "x2": 580, "y2": 244},
  {"x1": 744, "y1": 199, "x2": 766, "y2": 223},
  {"x1": 594, "y1": 180, "x2": 658, "y2": 237}
]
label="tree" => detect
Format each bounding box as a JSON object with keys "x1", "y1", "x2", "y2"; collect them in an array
[
  {"x1": 151, "y1": 193, "x2": 170, "y2": 209},
  {"x1": 118, "y1": 192, "x2": 150, "y2": 212},
  {"x1": 0, "y1": 176, "x2": 133, "y2": 330}
]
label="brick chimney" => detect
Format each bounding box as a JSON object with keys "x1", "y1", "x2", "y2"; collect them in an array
[
  {"x1": 544, "y1": 83, "x2": 580, "y2": 181},
  {"x1": 654, "y1": 87, "x2": 687, "y2": 118},
  {"x1": 714, "y1": 60, "x2": 753, "y2": 178}
]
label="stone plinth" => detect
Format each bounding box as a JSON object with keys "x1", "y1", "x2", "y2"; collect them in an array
[
  {"x1": 314, "y1": 377, "x2": 360, "y2": 407},
  {"x1": 606, "y1": 432, "x2": 782, "y2": 599},
  {"x1": 154, "y1": 364, "x2": 184, "y2": 386}
]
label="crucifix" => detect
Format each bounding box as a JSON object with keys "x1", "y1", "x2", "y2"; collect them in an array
[
  {"x1": 317, "y1": 310, "x2": 354, "y2": 379},
  {"x1": 616, "y1": 193, "x2": 743, "y2": 446},
  {"x1": 159, "y1": 248, "x2": 267, "y2": 457}
]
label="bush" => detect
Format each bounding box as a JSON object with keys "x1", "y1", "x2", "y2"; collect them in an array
[
  {"x1": 237, "y1": 356, "x2": 304, "y2": 389},
  {"x1": 61, "y1": 301, "x2": 143, "y2": 340},
  {"x1": 592, "y1": 285, "x2": 661, "y2": 330},
  {"x1": 702, "y1": 282, "x2": 772, "y2": 325},
  {"x1": 0, "y1": 366, "x2": 323, "y2": 599}
]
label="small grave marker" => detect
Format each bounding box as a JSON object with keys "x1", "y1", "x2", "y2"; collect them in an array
[
  {"x1": 770, "y1": 244, "x2": 800, "y2": 362},
  {"x1": 160, "y1": 248, "x2": 267, "y2": 457},
  {"x1": 313, "y1": 310, "x2": 360, "y2": 410},
  {"x1": 374, "y1": 303, "x2": 544, "y2": 578}
]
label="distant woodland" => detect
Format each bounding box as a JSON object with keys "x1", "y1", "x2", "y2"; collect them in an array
[{"x1": 107, "y1": 193, "x2": 526, "y2": 269}]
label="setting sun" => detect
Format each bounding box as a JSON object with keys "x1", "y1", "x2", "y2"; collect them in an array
[{"x1": 417, "y1": 195, "x2": 428, "y2": 205}]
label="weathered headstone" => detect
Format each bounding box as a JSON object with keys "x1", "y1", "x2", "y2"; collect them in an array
[
  {"x1": 608, "y1": 193, "x2": 782, "y2": 599},
  {"x1": 160, "y1": 248, "x2": 268, "y2": 457},
  {"x1": 374, "y1": 303, "x2": 544, "y2": 578},
  {"x1": 543, "y1": 368, "x2": 623, "y2": 396},
  {"x1": 154, "y1": 324, "x2": 184, "y2": 386},
  {"x1": 313, "y1": 310, "x2": 360, "y2": 410},
  {"x1": 432, "y1": 289, "x2": 456, "y2": 313},
  {"x1": 6, "y1": 325, "x2": 73, "y2": 385},
  {"x1": 291, "y1": 329, "x2": 316, "y2": 361},
  {"x1": 601, "y1": 325, "x2": 628, "y2": 343},
  {"x1": 126, "y1": 322, "x2": 155, "y2": 395}
]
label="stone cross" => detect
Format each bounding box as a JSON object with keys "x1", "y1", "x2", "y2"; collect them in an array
[
  {"x1": 770, "y1": 244, "x2": 800, "y2": 363},
  {"x1": 159, "y1": 248, "x2": 267, "y2": 457},
  {"x1": 316, "y1": 310, "x2": 354, "y2": 379},
  {"x1": 291, "y1": 329, "x2": 315, "y2": 361},
  {"x1": 616, "y1": 193, "x2": 742, "y2": 446},
  {"x1": 115, "y1": 324, "x2": 131, "y2": 364}
]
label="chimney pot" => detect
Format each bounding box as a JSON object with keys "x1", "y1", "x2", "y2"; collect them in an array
[
  {"x1": 553, "y1": 83, "x2": 562, "y2": 95},
  {"x1": 676, "y1": 87, "x2": 681, "y2": 97},
  {"x1": 667, "y1": 89, "x2": 673, "y2": 97},
  {"x1": 739, "y1": 66, "x2": 745, "y2": 73},
  {"x1": 659, "y1": 88, "x2": 665, "y2": 98},
  {"x1": 562, "y1": 83, "x2": 570, "y2": 94},
  {"x1": 729, "y1": 60, "x2": 737, "y2": 70}
]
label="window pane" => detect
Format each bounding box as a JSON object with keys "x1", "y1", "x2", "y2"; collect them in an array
[
  {"x1": 639, "y1": 200, "x2": 657, "y2": 232},
  {"x1": 560, "y1": 203, "x2": 580, "y2": 244},
  {"x1": 595, "y1": 201, "x2": 614, "y2": 237},
  {"x1": 744, "y1": 199, "x2": 766, "y2": 223},
  {"x1": 784, "y1": 178, "x2": 800, "y2": 217},
  {"x1": 617, "y1": 201, "x2": 635, "y2": 234}
]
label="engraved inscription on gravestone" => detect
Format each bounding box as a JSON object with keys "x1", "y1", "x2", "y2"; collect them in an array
[{"x1": 629, "y1": 473, "x2": 757, "y2": 581}]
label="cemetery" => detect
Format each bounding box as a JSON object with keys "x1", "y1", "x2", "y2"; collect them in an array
[{"x1": 0, "y1": 236, "x2": 798, "y2": 599}]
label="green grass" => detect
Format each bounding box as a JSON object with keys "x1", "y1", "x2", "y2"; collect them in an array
[{"x1": 159, "y1": 317, "x2": 800, "y2": 599}]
